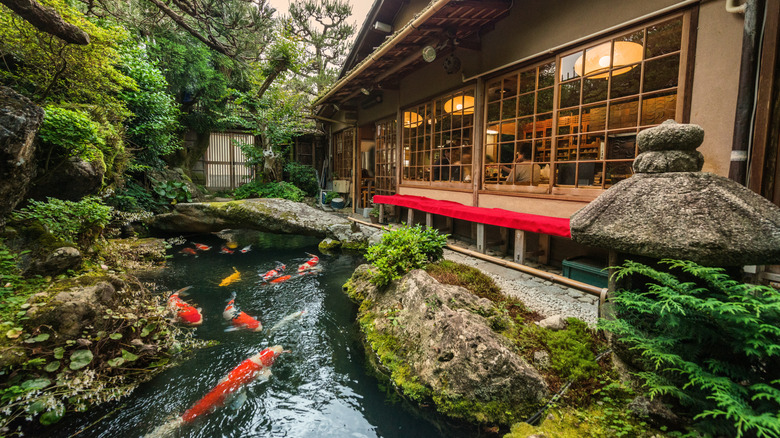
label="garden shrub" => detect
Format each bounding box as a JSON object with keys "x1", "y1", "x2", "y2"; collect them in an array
[
  {"x1": 38, "y1": 106, "x2": 107, "y2": 167},
  {"x1": 285, "y1": 161, "x2": 320, "y2": 196},
  {"x1": 599, "y1": 259, "x2": 780, "y2": 438},
  {"x1": 365, "y1": 224, "x2": 448, "y2": 287},
  {"x1": 152, "y1": 180, "x2": 192, "y2": 205},
  {"x1": 233, "y1": 180, "x2": 305, "y2": 201},
  {"x1": 11, "y1": 197, "x2": 112, "y2": 246}
]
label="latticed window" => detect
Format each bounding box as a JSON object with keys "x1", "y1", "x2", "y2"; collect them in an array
[
  {"x1": 332, "y1": 128, "x2": 354, "y2": 180},
  {"x1": 375, "y1": 118, "x2": 397, "y2": 196},
  {"x1": 402, "y1": 88, "x2": 475, "y2": 185},
  {"x1": 484, "y1": 13, "x2": 688, "y2": 192}
]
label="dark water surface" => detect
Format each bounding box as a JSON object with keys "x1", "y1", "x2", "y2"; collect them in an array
[{"x1": 53, "y1": 231, "x2": 462, "y2": 438}]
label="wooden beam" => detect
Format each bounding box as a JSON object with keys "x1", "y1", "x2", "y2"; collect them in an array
[
  {"x1": 379, "y1": 204, "x2": 385, "y2": 224},
  {"x1": 407, "y1": 207, "x2": 414, "y2": 225},
  {"x1": 477, "y1": 223, "x2": 485, "y2": 253},
  {"x1": 538, "y1": 234, "x2": 551, "y2": 265},
  {"x1": 514, "y1": 230, "x2": 526, "y2": 264}
]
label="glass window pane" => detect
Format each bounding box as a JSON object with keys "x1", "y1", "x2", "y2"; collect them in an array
[
  {"x1": 559, "y1": 81, "x2": 581, "y2": 108},
  {"x1": 556, "y1": 135, "x2": 577, "y2": 161},
  {"x1": 534, "y1": 139, "x2": 551, "y2": 163},
  {"x1": 643, "y1": 54, "x2": 679, "y2": 92},
  {"x1": 518, "y1": 93, "x2": 535, "y2": 117},
  {"x1": 519, "y1": 70, "x2": 536, "y2": 93},
  {"x1": 502, "y1": 97, "x2": 517, "y2": 119},
  {"x1": 581, "y1": 133, "x2": 605, "y2": 160},
  {"x1": 539, "y1": 62, "x2": 556, "y2": 88},
  {"x1": 487, "y1": 101, "x2": 501, "y2": 122},
  {"x1": 516, "y1": 117, "x2": 534, "y2": 140},
  {"x1": 582, "y1": 104, "x2": 607, "y2": 132},
  {"x1": 537, "y1": 88, "x2": 554, "y2": 113},
  {"x1": 487, "y1": 79, "x2": 502, "y2": 102},
  {"x1": 583, "y1": 74, "x2": 608, "y2": 104},
  {"x1": 646, "y1": 18, "x2": 682, "y2": 58},
  {"x1": 557, "y1": 109, "x2": 579, "y2": 135},
  {"x1": 536, "y1": 113, "x2": 553, "y2": 138},
  {"x1": 499, "y1": 143, "x2": 515, "y2": 165},
  {"x1": 641, "y1": 91, "x2": 677, "y2": 126},
  {"x1": 560, "y1": 52, "x2": 583, "y2": 81},
  {"x1": 500, "y1": 122, "x2": 516, "y2": 142},
  {"x1": 503, "y1": 76, "x2": 518, "y2": 98},
  {"x1": 605, "y1": 161, "x2": 634, "y2": 187},
  {"x1": 556, "y1": 162, "x2": 576, "y2": 186},
  {"x1": 576, "y1": 162, "x2": 603, "y2": 187},
  {"x1": 606, "y1": 131, "x2": 637, "y2": 159},
  {"x1": 608, "y1": 99, "x2": 638, "y2": 129},
  {"x1": 610, "y1": 64, "x2": 641, "y2": 98}
]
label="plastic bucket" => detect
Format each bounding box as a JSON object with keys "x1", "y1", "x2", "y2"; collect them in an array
[{"x1": 331, "y1": 197, "x2": 345, "y2": 209}]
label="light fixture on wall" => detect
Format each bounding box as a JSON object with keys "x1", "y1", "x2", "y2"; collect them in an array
[
  {"x1": 573, "y1": 41, "x2": 643, "y2": 79},
  {"x1": 403, "y1": 111, "x2": 423, "y2": 128},
  {"x1": 373, "y1": 21, "x2": 393, "y2": 33},
  {"x1": 360, "y1": 87, "x2": 371, "y2": 95},
  {"x1": 422, "y1": 45, "x2": 437, "y2": 63},
  {"x1": 443, "y1": 95, "x2": 474, "y2": 115}
]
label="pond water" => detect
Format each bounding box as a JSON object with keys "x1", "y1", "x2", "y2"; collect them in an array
[{"x1": 53, "y1": 231, "x2": 472, "y2": 438}]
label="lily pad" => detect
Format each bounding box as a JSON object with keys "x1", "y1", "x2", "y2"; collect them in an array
[
  {"x1": 109, "y1": 333, "x2": 122, "y2": 340},
  {"x1": 44, "y1": 361, "x2": 61, "y2": 372},
  {"x1": 141, "y1": 323, "x2": 157, "y2": 337},
  {"x1": 107, "y1": 357, "x2": 125, "y2": 367},
  {"x1": 21, "y1": 378, "x2": 51, "y2": 391},
  {"x1": 69, "y1": 349, "x2": 93, "y2": 370},
  {"x1": 121, "y1": 349, "x2": 139, "y2": 362}
]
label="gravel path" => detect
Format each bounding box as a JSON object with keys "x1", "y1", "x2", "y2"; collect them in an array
[{"x1": 443, "y1": 248, "x2": 599, "y2": 326}]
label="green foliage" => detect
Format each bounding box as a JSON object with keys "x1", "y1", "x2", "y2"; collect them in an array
[
  {"x1": 598, "y1": 259, "x2": 780, "y2": 438},
  {"x1": 12, "y1": 197, "x2": 112, "y2": 246},
  {"x1": 323, "y1": 191, "x2": 339, "y2": 204},
  {"x1": 284, "y1": 161, "x2": 320, "y2": 196},
  {"x1": 38, "y1": 106, "x2": 109, "y2": 168},
  {"x1": 0, "y1": 0, "x2": 135, "y2": 117},
  {"x1": 544, "y1": 318, "x2": 600, "y2": 382},
  {"x1": 233, "y1": 180, "x2": 305, "y2": 201},
  {"x1": 365, "y1": 224, "x2": 448, "y2": 287},
  {"x1": 152, "y1": 180, "x2": 192, "y2": 205},
  {"x1": 0, "y1": 244, "x2": 23, "y2": 301},
  {"x1": 425, "y1": 260, "x2": 502, "y2": 301},
  {"x1": 118, "y1": 44, "x2": 181, "y2": 170},
  {"x1": 105, "y1": 180, "x2": 164, "y2": 213}
]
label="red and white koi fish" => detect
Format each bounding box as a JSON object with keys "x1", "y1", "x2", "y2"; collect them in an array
[
  {"x1": 262, "y1": 263, "x2": 285, "y2": 282},
  {"x1": 180, "y1": 247, "x2": 197, "y2": 256},
  {"x1": 297, "y1": 253, "x2": 319, "y2": 273},
  {"x1": 220, "y1": 246, "x2": 234, "y2": 254},
  {"x1": 167, "y1": 287, "x2": 202, "y2": 326},
  {"x1": 239, "y1": 245, "x2": 251, "y2": 253},
  {"x1": 148, "y1": 346, "x2": 286, "y2": 436},
  {"x1": 223, "y1": 292, "x2": 262, "y2": 332},
  {"x1": 193, "y1": 243, "x2": 211, "y2": 251}
]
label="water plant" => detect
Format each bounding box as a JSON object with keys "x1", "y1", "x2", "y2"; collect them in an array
[
  {"x1": 364, "y1": 224, "x2": 448, "y2": 287},
  {"x1": 599, "y1": 259, "x2": 780, "y2": 438}
]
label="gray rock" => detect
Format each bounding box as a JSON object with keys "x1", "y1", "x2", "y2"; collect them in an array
[
  {"x1": 628, "y1": 396, "x2": 685, "y2": 430},
  {"x1": 533, "y1": 350, "x2": 551, "y2": 369},
  {"x1": 28, "y1": 246, "x2": 81, "y2": 276},
  {"x1": 636, "y1": 120, "x2": 704, "y2": 152},
  {"x1": 633, "y1": 150, "x2": 704, "y2": 173},
  {"x1": 537, "y1": 315, "x2": 567, "y2": 330},
  {"x1": 25, "y1": 280, "x2": 119, "y2": 338},
  {"x1": 0, "y1": 87, "x2": 43, "y2": 223},
  {"x1": 27, "y1": 156, "x2": 104, "y2": 201},
  {"x1": 346, "y1": 266, "x2": 549, "y2": 424},
  {"x1": 571, "y1": 172, "x2": 780, "y2": 266}
]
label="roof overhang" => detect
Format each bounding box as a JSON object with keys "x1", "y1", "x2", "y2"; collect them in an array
[{"x1": 313, "y1": 0, "x2": 512, "y2": 108}]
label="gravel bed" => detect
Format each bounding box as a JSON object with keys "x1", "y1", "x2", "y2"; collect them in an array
[{"x1": 443, "y1": 248, "x2": 599, "y2": 326}]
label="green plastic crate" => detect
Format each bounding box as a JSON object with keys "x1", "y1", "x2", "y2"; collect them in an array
[{"x1": 562, "y1": 256, "x2": 608, "y2": 288}]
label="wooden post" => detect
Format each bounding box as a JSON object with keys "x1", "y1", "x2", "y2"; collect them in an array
[
  {"x1": 407, "y1": 208, "x2": 414, "y2": 225},
  {"x1": 477, "y1": 223, "x2": 486, "y2": 253},
  {"x1": 538, "y1": 234, "x2": 551, "y2": 265},
  {"x1": 500, "y1": 228, "x2": 509, "y2": 255},
  {"x1": 426, "y1": 212, "x2": 433, "y2": 229},
  {"x1": 445, "y1": 217, "x2": 453, "y2": 233},
  {"x1": 514, "y1": 230, "x2": 526, "y2": 264},
  {"x1": 379, "y1": 204, "x2": 385, "y2": 223}
]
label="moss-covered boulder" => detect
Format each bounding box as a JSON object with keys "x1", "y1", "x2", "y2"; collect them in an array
[{"x1": 344, "y1": 265, "x2": 550, "y2": 427}]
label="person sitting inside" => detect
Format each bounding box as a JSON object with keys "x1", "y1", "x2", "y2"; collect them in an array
[
  {"x1": 432, "y1": 150, "x2": 450, "y2": 181},
  {"x1": 501, "y1": 150, "x2": 532, "y2": 184}
]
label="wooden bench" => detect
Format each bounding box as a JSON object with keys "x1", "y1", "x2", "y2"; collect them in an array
[{"x1": 373, "y1": 194, "x2": 571, "y2": 265}]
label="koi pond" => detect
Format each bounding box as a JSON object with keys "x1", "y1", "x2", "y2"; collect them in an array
[{"x1": 53, "y1": 231, "x2": 472, "y2": 438}]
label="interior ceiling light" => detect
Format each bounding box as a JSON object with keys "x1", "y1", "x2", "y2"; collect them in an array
[
  {"x1": 443, "y1": 95, "x2": 475, "y2": 115},
  {"x1": 573, "y1": 41, "x2": 643, "y2": 79},
  {"x1": 403, "y1": 111, "x2": 423, "y2": 128},
  {"x1": 422, "y1": 45, "x2": 436, "y2": 63}
]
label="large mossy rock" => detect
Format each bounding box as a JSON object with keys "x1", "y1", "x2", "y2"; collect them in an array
[
  {"x1": 0, "y1": 86, "x2": 43, "y2": 224},
  {"x1": 344, "y1": 265, "x2": 549, "y2": 426}
]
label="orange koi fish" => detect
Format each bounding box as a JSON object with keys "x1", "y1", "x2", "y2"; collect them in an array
[
  {"x1": 219, "y1": 267, "x2": 241, "y2": 287},
  {"x1": 269, "y1": 274, "x2": 292, "y2": 284},
  {"x1": 223, "y1": 292, "x2": 262, "y2": 332},
  {"x1": 297, "y1": 253, "x2": 319, "y2": 273},
  {"x1": 262, "y1": 263, "x2": 285, "y2": 282},
  {"x1": 220, "y1": 246, "x2": 234, "y2": 254},
  {"x1": 194, "y1": 243, "x2": 211, "y2": 251},
  {"x1": 239, "y1": 245, "x2": 251, "y2": 253},
  {"x1": 149, "y1": 346, "x2": 286, "y2": 434},
  {"x1": 180, "y1": 247, "x2": 197, "y2": 256},
  {"x1": 167, "y1": 287, "x2": 202, "y2": 325}
]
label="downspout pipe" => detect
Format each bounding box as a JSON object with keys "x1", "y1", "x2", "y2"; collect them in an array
[
  {"x1": 312, "y1": 0, "x2": 453, "y2": 107},
  {"x1": 729, "y1": 0, "x2": 765, "y2": 185}
]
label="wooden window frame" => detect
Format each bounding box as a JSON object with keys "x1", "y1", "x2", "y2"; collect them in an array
[
  {"x1": 332, "y1": 128, "x2": 355, "y2": 181},
  {"x1": 375, "y1": 118, "x2": 398, "y2": 197}
]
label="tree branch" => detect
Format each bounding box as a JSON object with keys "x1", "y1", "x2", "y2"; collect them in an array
[
  {"x1": 143, "y1": 0, "x2": 234, "y2": 58},
  {"x1": 0, "y1": 0, "x2": 90, "y2": 45}
]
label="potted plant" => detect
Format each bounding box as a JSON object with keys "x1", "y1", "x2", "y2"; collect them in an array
[{"x1": 369, "y1": 206, "x2": 380, "y2": 224}]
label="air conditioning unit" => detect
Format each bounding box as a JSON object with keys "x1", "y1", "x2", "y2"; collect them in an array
[{"x1": 333, "y1": 180, "x2": 350, "y2": 193}]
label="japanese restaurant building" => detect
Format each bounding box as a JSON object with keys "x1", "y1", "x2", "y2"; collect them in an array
[{"x1": 314, "y1": 0, "x2": 780, "y2": 268}]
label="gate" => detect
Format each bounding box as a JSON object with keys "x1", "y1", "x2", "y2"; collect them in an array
[{"x1": 203, "y1": 131, "x2": 255, "y2": 190}]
